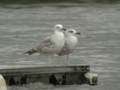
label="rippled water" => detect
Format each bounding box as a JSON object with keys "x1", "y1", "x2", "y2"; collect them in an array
[{"x1": 0, "y1": 3, "x2": 120, "y2": 90}]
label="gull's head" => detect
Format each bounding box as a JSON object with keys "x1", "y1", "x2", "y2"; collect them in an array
[
  {"x1": 54, "y1": 24, "x2": 66, "y2": 32},
  {"x1": 66, "y1": 29, "x2": 80, "y2": 36}
]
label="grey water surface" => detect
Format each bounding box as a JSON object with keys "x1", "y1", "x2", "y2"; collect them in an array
[{"x1": 0, "y1": 3, "x2": 120, "y2": 90}]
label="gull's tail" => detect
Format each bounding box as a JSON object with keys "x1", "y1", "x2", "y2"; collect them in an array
[{"x1": 25, "y1": 48, "x2": 37, "y2": 55}]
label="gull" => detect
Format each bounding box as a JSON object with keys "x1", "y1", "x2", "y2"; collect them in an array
[
  {"x1": 57, "y1": 29, "x2": 80, "y2": 64},
  {"x1": 25, "y1": 24, "x2": 66, "y2": 58}
]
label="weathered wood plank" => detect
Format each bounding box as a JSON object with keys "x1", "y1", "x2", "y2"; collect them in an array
[{"x1": 0, "y1": 65, "x2": 90, "y2": 76}]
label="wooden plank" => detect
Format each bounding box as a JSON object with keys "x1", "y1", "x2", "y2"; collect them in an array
[{"x1": 0, "y1": 65, "x2": 90, "y2": 76}]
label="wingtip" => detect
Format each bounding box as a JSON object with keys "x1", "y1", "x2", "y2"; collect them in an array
[{"x1": 24, "y1": 48, "x2": 37, "y2": 55}]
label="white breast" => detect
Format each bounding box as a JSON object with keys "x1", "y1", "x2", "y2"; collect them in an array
[
  {"x1": 66, "y1": 35, "x2": 78, "y2": 50},
  {"x1": 52, "y1": 31, "x2": 65, "y2": 51}
]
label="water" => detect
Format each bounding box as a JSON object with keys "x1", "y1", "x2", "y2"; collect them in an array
[{"x1": 0, "y1": 3, "x2": 120, "y2": 90}]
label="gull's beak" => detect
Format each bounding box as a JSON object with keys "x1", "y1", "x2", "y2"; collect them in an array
[
  {"x1": 62, "y1": 28, "x2": 66, "y2": 31},
  {"x1": 76, "y1": 32, "x2": 81, "y2": 35}
]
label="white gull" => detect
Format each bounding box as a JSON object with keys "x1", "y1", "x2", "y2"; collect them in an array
[
  {"x1": 57, "y1": 29, "x2": 80, "y2": 64},
  {"x1": 25, "y1": 24, "x2": 66, "y2": 56}
]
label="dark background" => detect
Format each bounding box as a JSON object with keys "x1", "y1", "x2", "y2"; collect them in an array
[{"x1": 0, "y1": 0, "x2": 119, "y2": 4}]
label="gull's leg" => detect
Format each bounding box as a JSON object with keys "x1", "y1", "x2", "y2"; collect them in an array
[
  {"x1": 49, "y1": 56, "x2": 52, "y2": 64},
  {"x1": 66, "y1": 55, "x2": 69, "y2": 65},
  {"x1": 47, "y1": 55, "x2": 51, "y2": 65}
]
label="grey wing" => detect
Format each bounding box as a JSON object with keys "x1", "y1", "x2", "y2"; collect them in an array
[
  {"x1": 34, "y1": 36, "x2": 55, "y2": 53},
  {"x1": 57, "y1": 43, "x2": 72, "y2": 56}
]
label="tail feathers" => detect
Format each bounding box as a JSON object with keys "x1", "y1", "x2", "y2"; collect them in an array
[{"x1": 25, "y1": 48, "x2": 37, "y2": 55}]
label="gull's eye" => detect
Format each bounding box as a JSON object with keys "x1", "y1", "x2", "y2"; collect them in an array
[
  {"x1": 56, "y1": 26, "x2": 60, "y2": 28},
  {"x1": 56, "y1": 26, "x2": 61, "y2": 29},
  {"x1": 69, "y1": 30, "x2": 73, "y2": 33}
]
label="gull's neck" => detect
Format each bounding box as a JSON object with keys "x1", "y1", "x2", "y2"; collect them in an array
[
  {"x1": 54, "y1": 30, "x2": 61, "y2": 34},
  {"x1": 65, "y1": 33, "x2": 73, "y2": 37}
]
